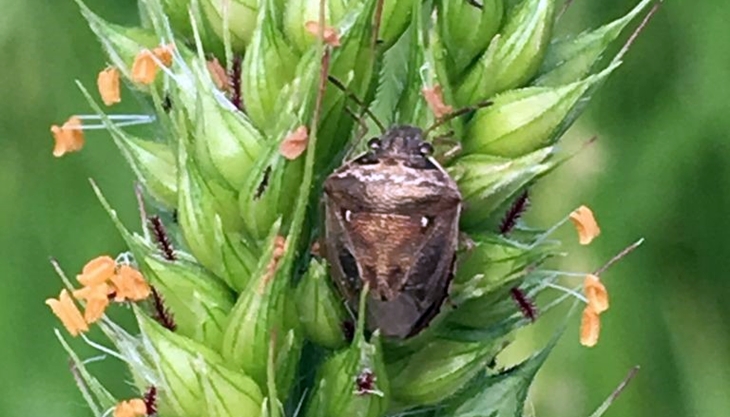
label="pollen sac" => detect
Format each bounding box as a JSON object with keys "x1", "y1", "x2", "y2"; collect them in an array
[{"x1": 283, "y1": 0, "x2": 348, "y2": 52}]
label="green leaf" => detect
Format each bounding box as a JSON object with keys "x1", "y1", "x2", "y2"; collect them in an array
[
  {"x1": 89, "y1": 177, "x2": 237, "y2": 348},
  {"x1": 315, "y1": 0, "x2": 382, "y2": 168},
  {"x1": 237, "y1": 44, "x2": 319, "y2": 240},
  {"x1": 588, "y1": 367, "x2": 641, "y2": 417},
  {"x1": 440, "y1": 283, "x2": 528, "y2": 342},
  {"x1": 442, "y1": 334, "x2": 558, "y2": 417},
  {"x1": 370, "y1": 24, "x2": 412, "y2": 128},
  {"x1": 441, "y1": 270, "x2": 561, "y2": 343},
  {"x1": 393, "y1": 0, "x2": 430, "y2": 127},
  {"x1": 158, "y1": 0, "x2": 194, "y2": 37}
]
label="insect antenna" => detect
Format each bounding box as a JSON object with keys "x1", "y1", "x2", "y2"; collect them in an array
[
  {"x1": 423, "y1": 100, "x2": 493, "y2": 137},
  {"x1": 343, "y1": 106, "x2": 371, "y2": 147},
  {"x1": 328, "y1": 75, "x2": 387, "y2": 159},
  {"x1": 327, "y1": 75, "x2": 386, "y2": 134}
]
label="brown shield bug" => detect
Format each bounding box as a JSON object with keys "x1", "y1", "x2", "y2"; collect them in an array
[{"x1": 322, "y1": 125, "x2": 461, "y2": 338}]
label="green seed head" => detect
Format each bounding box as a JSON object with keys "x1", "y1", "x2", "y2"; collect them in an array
[{"x1": 50, "y1": 0, "x2": 656, "y2": 414}]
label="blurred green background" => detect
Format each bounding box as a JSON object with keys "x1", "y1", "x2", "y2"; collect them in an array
[{"x1": 1, "y1": 0, "x2": 728, "y2": 416}]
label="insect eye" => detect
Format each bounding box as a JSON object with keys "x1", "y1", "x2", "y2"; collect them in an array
[
  {"x1": 419, "y1": 142, "x2": 434, "y2": 156},
  {"x1": 367, "y1": 138, "x2": 381, "y2": 150}
]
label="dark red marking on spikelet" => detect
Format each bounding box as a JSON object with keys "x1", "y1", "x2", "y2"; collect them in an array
[
  {"x1": 499, "y1": 190, "x2": 530, "y2": 235},
  {"x1": 148, "y1": 215, "x2": 176, "y2": 261},
  {"x1": 230, "y1": 54, "x2": 244, "y2": 111},
  {"x1": 354, "y1": 368, "x2": 376, "y2": 395},
  {"x1": 162, "y1": 94, "x2": 172, "y2": 113},
  {"x1": 486, "y1": 356, "x2": 497, "y2": 369},
  {"x1": 510, "y1": 287, "x2": 538, "y2": 322},
  {"x1": 465, "y1": 0, "x2": 483, "y2": 10},
  {"x1": 150, "y1": 287, "x2": 177, "y2": 331},
  {"x1": 341, "y1": 320, "x2": 355, "y2": 343},
  {"x1": 254, "y1": 166, "x2": 272, "y2": 200},
  {"x1": 143, "y1": 386, "x2": 157, "y2": 415}
]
